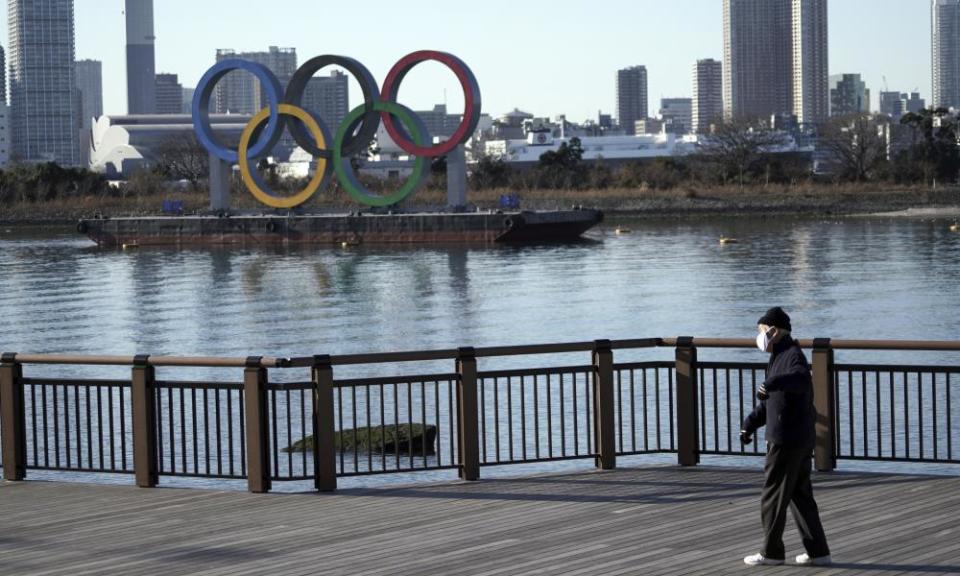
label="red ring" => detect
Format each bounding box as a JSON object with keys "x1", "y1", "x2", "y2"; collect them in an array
[{"x1": 380, "y1": 51, "x2": 480, "y2": 157}]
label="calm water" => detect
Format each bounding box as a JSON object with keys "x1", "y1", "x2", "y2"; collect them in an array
[
  {"x1": 2, "y1": 215, "x2": 959, "y2": 487},
  {"x1": 3, "y1": 216, "x2": 958, "y2": 361}
]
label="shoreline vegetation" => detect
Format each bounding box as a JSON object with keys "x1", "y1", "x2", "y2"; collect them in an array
[{"x1": 1, "y1": 182, "x2": 959, "y2": 226}]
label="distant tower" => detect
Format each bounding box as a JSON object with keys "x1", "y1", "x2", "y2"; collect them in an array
[
  {"x1": 213, "y1": 46, "x2": 297, "y2": 114},
  {"x1": 75, "y1": 60, "x2": 103, "y2": 128},
  {"x1": 933, "y1": 0, "x2": 960, "y2": 109},
  {"x1": 792, "y1": 0, "x2": 829, "y2": 126},
  {"x1": 829, "y1": 74, "x2": 870, "y2": 116},
  {"x1": 303, "y1": 70, "x2": 350, "y2": 132},
  {"x1": 0, "y1": 44, "x2": 6, "y2": 104},
  {"x1": 8, "y1": 0, "x2": 80, "y2": 165},
  {"x1": 155, "y1": 73, "x2": 183, "y2": 114},
  {"x1": 75, "y1": 59, "x2": 103, "y2": 166},
  {"x1": 723, "y1": 0, "x2": 793, "y2": 122},
  {"x1": 126, "y1": 0, "x2": 156, "y2": 114},
  {"x1": 693, "y1": 59, "x2": 723, "y2": 133},
  {"x1": 617, "y1": 66, "x2": 648, "y2": 136}
]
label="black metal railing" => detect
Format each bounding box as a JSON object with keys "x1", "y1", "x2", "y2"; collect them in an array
[
  {"x1": 478, "y1": 366, "x2": 596, "y2": 466},
  {"x1": 834, "y1": 365, "x2": 959, "y2": 463},
  {"x1": 154, "y1": 380, "x2": 247, "y2": 479},
  {"x1": 696, "y1": 363, "x2": 768, "y2": 456},
  {"x1": 22, "y1": 378, "x2": 133, "y2": 474},
  {"x1": 613, "y1": 362, "x2": 677, "y2": 456},
  {"x1": 1, "y1": 338, "x2": 958, "y2": 493}
]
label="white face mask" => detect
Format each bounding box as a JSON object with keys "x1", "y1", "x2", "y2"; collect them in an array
[
  {"x1": 757, "y1": 332, "x2": 770, "y2": 352},
  {"x1": 756, "y1": 328, "x2": 774, "y2": 352}
]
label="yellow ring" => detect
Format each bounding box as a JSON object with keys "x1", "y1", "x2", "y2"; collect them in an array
[{"x1": 238, "y1": 104, "x2": 328, "y2": 209}]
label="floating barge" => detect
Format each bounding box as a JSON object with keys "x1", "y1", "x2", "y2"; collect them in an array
[{"x1": 78, "y1": 209, "x2": 604, "y2": 247}]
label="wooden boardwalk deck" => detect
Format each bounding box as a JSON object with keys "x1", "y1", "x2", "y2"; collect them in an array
[{"x1": 2, "y1": 466, "x2": 959, "y2": 576}]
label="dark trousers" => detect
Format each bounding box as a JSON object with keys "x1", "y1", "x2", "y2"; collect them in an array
[{"x1": 760, "y1": 444, "x2": 831, "y2": 560}]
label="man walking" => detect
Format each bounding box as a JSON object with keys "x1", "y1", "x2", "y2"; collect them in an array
[{"x1": 741, "y1": 307, "x2": 831, "y2": 567}]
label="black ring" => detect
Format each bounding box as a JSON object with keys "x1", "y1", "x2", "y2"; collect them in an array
[{"x1": 284, "y1": 55, "x2": 380, "y2": 158}]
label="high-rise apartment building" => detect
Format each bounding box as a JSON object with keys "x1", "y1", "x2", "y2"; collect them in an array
[
  {"x1": 906, "y1": 92, "x2": 927, "y2": 113},
  {"x1": 933, "y1": 0, "x2": 960, "y2": 109},
  {"x1": 75, "y1": 60, "x2": 103, "y2": 128},
  {"x1": 302, "y1": 70, "x2": 349, "y2": 132},
  {"x1": 126, "y1": 0, "x2": 156, "y2": 114},
  {"x1": 880, "y1": 91, "x2": 926, "y2": 119},
  {"x1": 723, "y1": 0, "x2": 793, "y2": 122},
  {"x1": 792, "y1": 0, "x2": 829, "y2": 125},
  {"x1": 829, "y1": 74, "x2": 870, "y2": 116},
  {"x1": 8, "y1": 0, "x2": 80, "y2": 165},
  {"x1": 693, "y1": 59, "x2": 723, "y2": 133},
  {"x1": 660, "y1": 98, "x2": 693, "y2": 135},
  {"x1": 75, "y1": 59, "x2": 102, "y2": 166},
  {"x1": 0, "y1": 45, "x2": 6, "y2": 103},
  {"x1": 214, "y1": 47, "x2": 297, "y2": 115},
  {"x1": 155, "y1": 73, "x2": 183, "y2": 115},
  {"x1": 616, "y1": 66, "x2": 648, "y2": 136},
  {"x1": 880, "y1": 91, "x2": 907, "y2": 119},
  {"x1": 182, "y1": 87, "x2": 195, "y2": 114}
]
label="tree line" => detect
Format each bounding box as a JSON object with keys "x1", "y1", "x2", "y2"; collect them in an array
[
  {"x1": 2, "y1": 109, "x2": 957, "y2": 206},
  {"x1": 471, "y1": 110, "x2": 960, "y2": 191}
]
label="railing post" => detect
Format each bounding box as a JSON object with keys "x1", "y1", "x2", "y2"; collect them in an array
[
  {"x1": 812, "y1": 338, "x2": 836, "y2": 472},
  {"x1": 244, "y1": 357, "x2": 271, "y2": 493},
  {"x1": 1, "y1": 353, "x2": 26, "y2": 481},
  {"x1": 312, "y1": 355, "x2": 337, "y2": 492},
  {"x1": 593, "y1": 340, "x2": 616, "y2": 470},
  {"x1": 457, "y1": 347, "x2": 480, "y2": 481},
  {"x1": 675, "y1": 337, "x2": 700, "y2": 467},
  {"x1": 131, "y1": 354, "x2": 158, "y2": 488}
]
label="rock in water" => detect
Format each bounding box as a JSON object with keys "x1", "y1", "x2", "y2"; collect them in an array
[{"x1": 285, "y1": 423, "x2": 437, "y2": 454}]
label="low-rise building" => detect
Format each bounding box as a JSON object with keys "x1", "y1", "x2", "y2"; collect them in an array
[{"x1": 89, "y1": 114, "x2": 248, "y2": 176}]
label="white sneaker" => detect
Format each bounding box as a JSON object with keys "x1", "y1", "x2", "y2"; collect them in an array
[
  {"x1": 744, "y1": 553, "x2": 785, "y2": 566},
  {"x1": 796, "y1": 553, "x2": 832, "y2": 566}
]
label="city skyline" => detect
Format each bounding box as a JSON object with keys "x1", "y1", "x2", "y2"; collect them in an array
[{"x1": 0, "y1": 0, "x2": 937, "y2": 122}]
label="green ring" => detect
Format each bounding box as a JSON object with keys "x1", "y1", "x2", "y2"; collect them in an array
[{"x1": 334, "y1": 101, "x2": 428, "y2": 207}]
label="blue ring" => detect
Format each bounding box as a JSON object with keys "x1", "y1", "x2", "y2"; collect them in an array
[{"x1": 192, "y1": 59, "x2": 284, "y2": 163}]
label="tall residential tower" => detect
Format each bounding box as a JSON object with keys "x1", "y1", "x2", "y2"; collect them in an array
[
  {"x1": 616, "y1": 66, "x2": 648, "y2": 136},
  {"x1": 792, "y1": 0, "x2": 829, "y2": 125},
  {"x1": 125, "y1": 0, "x2": 156, "y2": 114},
  {"x1": 8, "y1": 0, "x2": 80, "y2": 165},
  {"x1": 75, "y1": 59, "x2": 103, "y2": 166},
  {"x1": 723, "y1": 0, "x2": 793, "y2": 122},
  {"x1": 693, "y1": 59, "x2": 723, "y2": 133},
  {"x1": 933, "y1": 0, "x2": 960, "y2": 109}
]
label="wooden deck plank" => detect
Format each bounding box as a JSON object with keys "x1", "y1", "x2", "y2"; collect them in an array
[{"x1": 2, "y1": 466, "x2": 959, "y2": 576}]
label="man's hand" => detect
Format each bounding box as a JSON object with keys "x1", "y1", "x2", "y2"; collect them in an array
[
  {"x1": 757, "y1": 383, "x2": 769, "y2": 400},
  {"x1": 740, "y1": 430, "x2": 753, "y2": 445}
]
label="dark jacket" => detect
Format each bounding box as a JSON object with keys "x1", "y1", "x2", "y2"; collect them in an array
[{"x1": 741, "y1": 336, "x2": 816, "y2": 449}]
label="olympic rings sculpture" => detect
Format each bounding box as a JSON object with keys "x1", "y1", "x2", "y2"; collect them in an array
[{"x1": 191, "y1": 51, "x2": 482, "y2": 208}]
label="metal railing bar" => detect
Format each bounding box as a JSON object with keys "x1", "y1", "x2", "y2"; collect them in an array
[
  {"x1": 338, "y1": 464, "x2": 458, "y2": 478},
  {"x1": 335, "y1": 374, "x2": 458, "y2": 388},
  {"x1": 478, "y1": 454, "x2": 599, "y2": 467},
  {"x1": 266, "y1": 382, "x2": 314, "y2": 392},
  {"x1": 27, "y1": 465, "x2": 135, "y2": 474},
  {"x1": 479, "y1": 366, "x2": 593, "y2": 379},
  {"x1": 10, "y1": 354, "x2": 286, "y2": 368},
  {"x1": 155, "y1": 381, "x2": 244, "y2": 391},
  {"x1": 835, "y1": 364, "x2": 960, "y2": 374}
]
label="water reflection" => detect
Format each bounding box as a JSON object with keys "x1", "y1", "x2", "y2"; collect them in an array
[{"x1": 0, "y1": 217, "x2": 957, "y2": 370}]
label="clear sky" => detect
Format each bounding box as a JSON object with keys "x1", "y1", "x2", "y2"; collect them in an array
[{"x1": 0, "y1": 0, "x2": 934, "y2": 120}]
